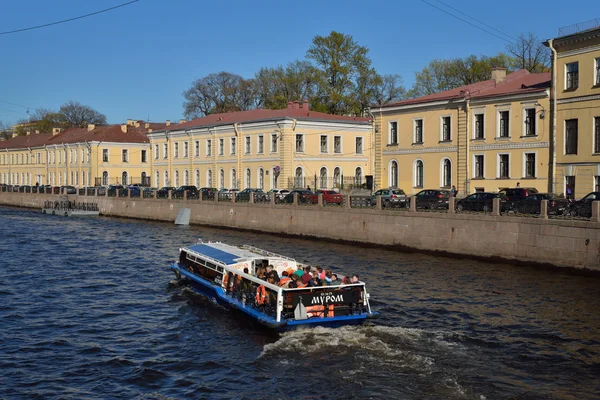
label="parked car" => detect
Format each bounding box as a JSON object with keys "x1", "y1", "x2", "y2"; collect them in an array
[
  {"x1": 413, "y1": 189, "x2": 451, "y2": 210},
  {"x1": 126, "y1": 185, "x2": 142, "y2": 197},
  {"x1": 200, "y1": 187, "x2": 218, "y2": 200},
  {"x1": 568, "y1": 191, "x2": 600, "y2": 218},
  {"x1": 303, "y1": 190, "x2": 344, "y2": 205},
  {"x1": 512, "y1": 193, "x2": 571, "y2": 215},
  {"x1": 143, "y1": 187, "x2": 157, "y2": 197},
  {"x1": 173, "y1": 185, "x2": 199, "y2": 199},
  {"x1": 455, "y1": 192, "x2": 500, "y2": 212},
  {"x1": 60, "y1": 185, "x2": 76, "y2": 195},
  {"x1": 282, "y1": 189, "x2": 313, "y2": 204},
  {"x1": 266, "y1": 188, "x2": 290, "y2": 200},
  {"x1": 499, "y1": 187, "x2": 539, "y2": 212},
  {"x1": 371, "y1": 188, "x2": 408, "y2": 208},
  {"x1": 156, "y1": 186, "x2": 176, "y2": 198},
  {"x1": 107, "y1": 185, "x2": 125, "y2": 196},
  {"x1": 236, "y1": 188, "x2": 268, "y2": 202}
]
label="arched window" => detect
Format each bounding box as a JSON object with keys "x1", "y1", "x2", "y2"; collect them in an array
[
  {"x1": 207, "y1": 170, "x2": 212, "y2": 187},
  {"x1": 141, "y1": 171, "x2": 147, "y2": 186},
  {"x1": 155, "y1": 171, "x2": 160, "y2": 187},
  {"x1": 390, "y1": 160, "x2": 398, "y2": 188},
  {"x1": 355, "y1": 167, "x2": 362, "y2": 186},
  {"x1": 319, "y1": 167, "x2": 327, "y2": 189},
  {"x1": 220, "y1": 169, "x2": 225, "y2": 189},
  {"x1": 246, "y1": 168, "x2": 251, "y2": 188},
  {"x1": 174, "y1": 170, "x2": 179, "y2": 187},
  {"x1": 295, "y1": 167, "x2": 303, "y2": 188},
  {"x1": 442, "y1": 158, "x2": 452, "y2": 188},
  {"x1": 184, "y1": 170, "x2": 189, "y2": 185},
  {"x1": 102, "y1": 171, "x2": 108, "y2": 186},
  {"x1": 195, "y1": 169, "x2": 200, "y2": 187},
  {"x1": 333, "y1": 167, "x2": 341, "y2": 189},
  {"x1": 122, "y1": 171, "x2": 128, "y2": 185},
  {"x1": 231, "y1": 169, "x2": 237, "y2": 189},
  {"x1": 82, "y1": 171, "x2": 86, "y2": 186},
  {"x1": 164, "y1": 170, "x2": 169, "y2": 186},
  {"x1": 272, "y1": 167, "x2": 278, "y2": 188},
  {"x1": 258, "y1": 168, "x2": 264, "y2": 190},
  {"x1": 415, "y1": 160, "x2": 424, "y2": 188}
]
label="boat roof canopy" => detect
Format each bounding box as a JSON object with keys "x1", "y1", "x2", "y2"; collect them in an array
[{"x1": 186, "y1": 242, "x2": 292, "y2": 267}]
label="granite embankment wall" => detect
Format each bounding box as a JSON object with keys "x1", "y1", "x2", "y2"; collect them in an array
[{"x1": 2, "y1": 192, "x2": 599, "y2": 271}]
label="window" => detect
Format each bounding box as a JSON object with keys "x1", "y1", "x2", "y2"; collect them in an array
[
  {"x1": 122, "y1": 149, "x2": 129, "y2": 163},
  {"x1": 86, "y1": 149, "x2": 90, "y2": 163},
  {"x1": 102, "y1": 149, "x2": 109, "y2": 162},
  {"x1": 596, "y1": 58, "x2": 600, "y2": 86},
  {"x1": 414, "y1": 119, "x2": 423, "y2": 143},
  {"x1": 525, "y1": 153, "x2": 536, "y2": 178},
  {"x1": 155, "y1": 171, "x2": 159, "y2": 187},
  {"x1": 206, "y1": 139, "x2": 212, "y2": 156},
  {"x1": 595, "y1": 117, "x2": 600, "y2": 154},
  {"x1": 69, "y1": 150, "x2": 72, "y2": 164},
  {"x1": 333, "y1": 167, "x2": 341, "y2": 188},
  {"x1": 355, "y1": 167, "x2": 362, "y2": 185},
  {"x1": 219, "y1": 138, "x2": 224, "y2": 156},
  {"x1": 154, "y1": 144, "x2": 159, "y2": 159},
  {"x1": 524, "y1": 108, "x2": 536, "y2": 136},
  {"x1": 566, "y1": 176, "x2": 575, "y2": 199},
  {"x1": 164, "y1": 171, "x2": 169, "y2": 186},
  {"x1": 441, "y1": 116, "x2": 451, "y2": 141},
  {"x1": 566, "y1": 62, "x2": 579, "y2": 90},
  {"x1": 389, "y1": 121, "x2": 398, "y2": 145},
  {"x1": 102, "y1": 171, "x2": 108, "y2": 185},
  {"x1": 258, "y1": 168, "x2": 264, "y2": 189},
  {"x1": 231, "y1": 137, "x2": 236, "y2": 155},
  {"x1": 163, "y1": 143, "x2": 168, "y2": 159},
  {"x1": 474, "y1": 113, "x2": 484, "y2": 139},
  {"x1": 194, "y1": 169, "x2": 199, "y2": 187},
  {"x1": 499, "y1": 111, "x2": 509, "y2": 138},
  {"x1": 246, "y1": 168, "x2": 251, "y2": 188},
  {"x1": 255, "y1": 135, "x2": 263, "y2": 154},
  {"x1": 174, "y1": 170, "x2": 179, "y2": 187},
  {"x1": 319, "y1": 167, "x2": 327, "y2": 189},
  {"x1": 442, "y1": 159, "x2": 452, "y2": 187},
  {"x1": 328, "y1": 135, "x2": 340, "y2": 154},
  {"x1": 195, "y1": 140, "x2": 200, "y2": 157},
  {"x1": 596, "y1": 176, "x2": 600, "y2": 192},
  {"x1": 122, "y1": 171, "x2": 128, "y2": 185},
  {"x1": 390, "y1": 161, "x2": 398, "y2": 188},
  {"x1": 565, "y1": 119, "x2": 578, "y2": 155},
  {"x1": 355, "y1": 137, "x2": 363, "y2": 154},
  {"x1": 474, "y1": 155, "x2": 484, "y2": 178},
  {"x1": 184, "y1": 142, "x2": 189, "y2": 158},
  {"x1": 231, "y1": 169, "x2": 237, "y2": 189},
  {"x1": 320, "y1": 135, "x2": 328, "y2": 153},
  {"x1": 220, "y1": 169, "x2": 224, "y2": 189},
  {"x1": 174, "y1": 143, "x2": 179, "y2": 158},
  {"x1": 499, "y1": 154, "x2": 509, "y2": 178},
  {"x1": 271, "y1": 134, "x2": 278, "y2": 153},
  {"x1": 245, "y1": 136, "x2": 251, "y2": 154},
  {"x1": 294, "y1": 167, "x2": 303, "y2": 188},
  {"x1": 414, "y1": 160, "x2": 423, "y2": 187},
  {"x1": 295, "y1": 134, "x2": 304, "y2": 152}
]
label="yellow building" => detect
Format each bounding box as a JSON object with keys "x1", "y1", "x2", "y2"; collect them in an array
[
  {"x1": 147, "y1": 102, "x2": 373, "y2": 190},
  {"x1": 371, "y1": 69, "x2": 551, "y2": 195},
  {"x1": 546, "y1": 23, "x2": 600, "y2": 198},
  {"x1": 0, "y1": 122, "x2": 157, "y2": 187}
]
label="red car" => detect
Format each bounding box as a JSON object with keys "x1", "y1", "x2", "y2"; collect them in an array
[{"x1": 305, "y1": 190, "x2": 344, "y2": 205}]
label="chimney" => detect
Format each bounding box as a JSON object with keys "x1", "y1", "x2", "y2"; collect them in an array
[
  {"x1": 26, "y1": 131, "x2": 31, "y2": 136},
  {"x1": 127, "y1": 119, "x2": 133, "y2": 126},
  {"x1": 302, "y1": 99, "x2": 310, "y2": 110},
  {"x1": 145, "y1": 122, "x2": 150, "y2": 129},
  {"x1": 148, "y1": 129, "x2": 153, "y2": 133},
  {"x1": 12, "y1": 133, "x2": 18, "y2": 138},
  {"x1": 52, "y1": 128, "x2": 62, "y2": 136},
  {"x1": 491, "y1": 67, "x2": 507, "y2": 84},
  {"x1": 287, "y1": 101, "x2": 294, "y2": 109},
  {"x1": 134, "y1": 121, "x2": 140, "y2": 128},
  {"x1": 166, "y1": 120, "x2": 171, "y2": 126},
  {"x1": 87, "y1": 124, "x2": 95, "y2": 131},
  {"x1": 179, "y1": 119, "x2": 187, "y2": 124},
  {"x1": 121, "y1": 124, "x2": 128, "y2": 133}
]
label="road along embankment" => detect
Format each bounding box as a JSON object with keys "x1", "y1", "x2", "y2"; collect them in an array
[{"x1": 2, "y1": 192, "x2": 599, "y2": 271}]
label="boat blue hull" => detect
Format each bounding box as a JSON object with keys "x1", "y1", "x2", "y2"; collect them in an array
[{"x1": 171, "y1": 263, "x2": 377, "y2": 331}]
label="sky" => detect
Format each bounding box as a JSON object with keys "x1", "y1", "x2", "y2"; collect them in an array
[{"x1": 0, "y1": 0, "x2": 598, "y2": 126}]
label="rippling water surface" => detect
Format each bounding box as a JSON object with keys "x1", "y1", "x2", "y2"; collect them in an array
[{"x1": 1, "y1": 206, "x2": 599, "y2": 399}]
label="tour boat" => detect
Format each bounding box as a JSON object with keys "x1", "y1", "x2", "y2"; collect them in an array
[{"x1": 171, "y1": 241, "x2": 377, "y2": 330}]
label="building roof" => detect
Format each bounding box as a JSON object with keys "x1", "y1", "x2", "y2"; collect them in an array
[
  {"x1": 375, "y1": 69, "x2": 550, "y2": 110},
  {"x1": 151, "y1": 103, "x2": 371, "y2": 134},
  {"x1": 0, "y1": 124, "x2": 150, "y2": 150}
]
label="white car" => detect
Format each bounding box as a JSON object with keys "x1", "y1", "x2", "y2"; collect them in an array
[{"x1": 267, "y1": 189, "x2": 290, "y2": 200}]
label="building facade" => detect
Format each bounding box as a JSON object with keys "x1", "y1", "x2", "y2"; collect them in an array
[
  {"x1": 371, "y1": 69, "x2": 551, "y2": 195},
  {"x1": 147, "y1": 102, "x2": 373, "y2": 191},
  {"x1": 546, "y1": 25, "x2": 600, "y2": 198}
]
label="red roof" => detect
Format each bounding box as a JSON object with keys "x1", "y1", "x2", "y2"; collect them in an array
[
  {"x1": 0, "y1": 124, "x2": 149, "y2": 150},
  {"x1": 152, "y1": 107, "x2": 371, "y2": 132},
  {"x1": 379, "y1": 70, "x2": 550, "y2": 109}
]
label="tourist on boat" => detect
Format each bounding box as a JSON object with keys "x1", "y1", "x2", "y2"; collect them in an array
[
  {"x1": 316, "y1": 266, "x2": 325, "y2": 280},
  {"x1": 330, "y1": 274, "x2": 339, "y2": 286},
  {"x1": 293, "y1": 266, "x2": 304, "y2": 278},
  {"x1": 279, "y1": 271, "x2": 291, "y2": 287},
  {"x1": 351, "y1": 274, "x2": 360, "y2": 283},
  {"x1": 288, "y1": 280, "x2": 297, "y2": 289},
  {"x1": 267, "y1": 268, "x2": 280, "y2": 284},
  {"x1": 341, "y1": 276, "x2": 352, "y2": 285},
  {"x1": 309, "y1": 276, "x2": 321, "y2": 287},
  {"x1": 301, "y1": 266, "x2": 312, "y2": 285},
  {"x1": 256, "y1": 266, "x2": 267, "y2": 280}
]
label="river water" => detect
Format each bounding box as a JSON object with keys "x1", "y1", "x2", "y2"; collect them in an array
[{"x1": 1, "y1": 206, "x2": 599, "y2": 400}]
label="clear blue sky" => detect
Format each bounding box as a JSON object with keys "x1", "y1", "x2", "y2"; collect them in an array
[{"x1": 0, "y1": 0, "x2": 597, "y2": 125}]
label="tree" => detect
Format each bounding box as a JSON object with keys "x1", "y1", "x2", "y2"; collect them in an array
[
  {"x1": 372, "y1": 74, "x2": 406, "y2": 107},
  {"x1": 183, "y1": 72, "x2": 256, "y2": 118},
  {"x1": 0, "y1": 120, "x2": 11, "y2": 140},
  {"x1": 307, "y1": 31, "x2": 373, "y2": 115},
  {"x1": 59, "y1": 101, "x2": 107, "y2": 128},
  {"x1": 253, "y1": 60, "x2": 319, "y2": 110},
  {"x1": 506, "y1": 33, "x2": 550, "y2": 73}
]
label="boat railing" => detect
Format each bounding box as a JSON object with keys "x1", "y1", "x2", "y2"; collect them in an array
[{"x1": 241, "y1": 245, "x2": 296, "y2": 262}]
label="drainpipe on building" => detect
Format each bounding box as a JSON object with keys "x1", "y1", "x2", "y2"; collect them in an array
[{"x1": 548, "y1": 39, "x2": 558, "y2": 194}]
